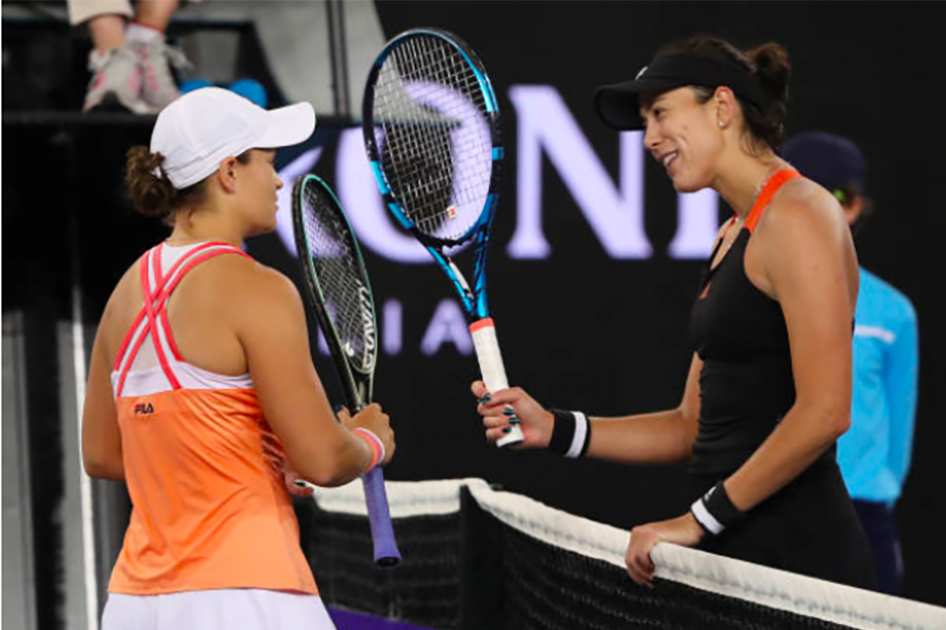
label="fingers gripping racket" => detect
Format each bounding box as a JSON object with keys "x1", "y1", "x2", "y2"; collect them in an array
[
  {"x1": 362, "y1": 28, "x2": 523, "y2": 448},
  {"x1": 291, "y1": 174, "x2": 401, "y2": 566}
]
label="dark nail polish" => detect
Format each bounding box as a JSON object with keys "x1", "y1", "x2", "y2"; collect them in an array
[
  {"x1": 478, "y1": 395, "x2": 491, "y2": 404},
  {"x1": 502, "y1": 427, "x2": 512, "y2": 434},
  {"x1": 509, "y1": 418, "x2": 521, "y2": 425},
  {"x1": 502, "y1": 408, "x2": 516, "y2": 416}
]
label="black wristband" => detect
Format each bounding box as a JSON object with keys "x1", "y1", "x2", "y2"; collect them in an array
[
  {"x1": 690, "y1": 481, "x2": 744, "y2": 535},
  {"x1": 548, "y1": 409, "x2": 591, "y2": 458}
]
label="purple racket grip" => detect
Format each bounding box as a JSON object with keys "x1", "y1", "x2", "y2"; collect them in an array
[{"x1": 361, "y1": 467, "x2": 400, "y2": 566}]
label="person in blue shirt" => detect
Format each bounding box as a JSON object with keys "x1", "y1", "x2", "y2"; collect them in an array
[{"x1": 783, "y1": 132, "x2": 919, "y2": 595}]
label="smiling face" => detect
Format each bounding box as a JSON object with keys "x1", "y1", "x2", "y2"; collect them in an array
[
  {"x1": 639, "y1": 87, "x2": 724, "y2": 193},
  {"x1": 232, "y1": 148, "x2": 283, "y2": 236}
]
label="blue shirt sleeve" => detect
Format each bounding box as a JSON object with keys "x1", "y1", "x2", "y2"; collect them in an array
[{"x1": 885, "y1": 302, "x2": 919, "y2": 501}]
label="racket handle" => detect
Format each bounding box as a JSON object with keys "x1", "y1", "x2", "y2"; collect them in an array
[
  {"x1": 470, "y1": 318, "x2": 525, "y2": 448},
  {"x1": 361, "y1": 467, "x2": 401, "y2": 566}
]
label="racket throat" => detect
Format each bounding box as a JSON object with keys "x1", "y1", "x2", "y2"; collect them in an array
[
  {"x1": 354, "y1": 381, "x2": 369, "y2": 408},
  {"x1": 448, "y1": 260, "x2": 472, "y2": 295}
]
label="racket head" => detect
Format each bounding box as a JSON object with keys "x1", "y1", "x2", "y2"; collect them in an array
[
  {"x1": 363, "y1": 28, "x2": 504, "y2": 248},
  {"x1": 291, "y1": 174, "x2": 378, "y2": 406}
]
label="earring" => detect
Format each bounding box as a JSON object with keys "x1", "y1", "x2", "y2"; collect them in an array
[{"x1": 718, "y1": 120, "x2": 725, "y2": 128}]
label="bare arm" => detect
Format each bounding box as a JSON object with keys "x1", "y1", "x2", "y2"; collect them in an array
[
  {"x1": 473, "y1": 352, "x2": 701, "y2": 464},
  {"x1": 82, "y1": 313, "x2": 125, "y2": 481},
  {"x1": 473, "y1": 216, "x2": 732, "y2": 464},
  {"x1": 235, "y1": 264, "x2": 393, "y2": 487},
  {"x1": 723, "y1": 189, "x2": 857, "y2": 512}
]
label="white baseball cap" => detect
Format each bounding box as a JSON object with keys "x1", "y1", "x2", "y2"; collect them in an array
[{"x1": 150, "y1": 87, "x2": 316, "y2": 189}]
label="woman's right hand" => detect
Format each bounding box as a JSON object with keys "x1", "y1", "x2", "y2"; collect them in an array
[
  {"x1": 471, "y1": 381, "x2": 554, "y2": 449},
  {"x1": 341, "y1": 404, "x2": 395, "y2": 465}
]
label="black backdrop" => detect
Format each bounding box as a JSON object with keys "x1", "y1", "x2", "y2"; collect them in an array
[
  {"x1": 364, "y1": 2, "x2": 945, "y2": 605},
  {"x1": 289, "y1": 2, "x2": 943, "y2": 604},
  {"x1": 4, "y1": 1, "x2": 944, "y2": 611}
]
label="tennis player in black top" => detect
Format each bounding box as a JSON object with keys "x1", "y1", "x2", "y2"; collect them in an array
[{"x1": 472, "y1": 36, "x2": 876, "y2": 590}]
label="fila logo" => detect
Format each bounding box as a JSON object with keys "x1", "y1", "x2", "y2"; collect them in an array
[{"x1": 134, "y1": 403, "x2": 155, "y2": 416}]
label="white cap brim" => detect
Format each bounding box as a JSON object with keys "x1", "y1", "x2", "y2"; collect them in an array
[{"x1": 255, "y1": 102, "x2": 317, "y2": 149}]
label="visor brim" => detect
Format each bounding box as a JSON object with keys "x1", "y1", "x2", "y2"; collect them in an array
[{"x1": 595, "y1": 77, "x2": 689, "y2": 131}]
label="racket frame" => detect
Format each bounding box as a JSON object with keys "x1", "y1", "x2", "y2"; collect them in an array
[
  {"x1": 362, "y1": 28, "x2": 503, "y2": 321},
  {"x1": 362, "y1": 28, "x2": 523, "y2": 447},
  {"x1": 291, "y1": 173, "x2": 401, "y2": 566}
]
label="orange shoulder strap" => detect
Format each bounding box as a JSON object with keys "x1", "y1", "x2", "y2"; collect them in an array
[{"x1": 746, "y1": 168, "x2": 801, "y2": 232}]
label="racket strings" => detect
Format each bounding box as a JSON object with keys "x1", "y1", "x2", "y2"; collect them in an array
[
  {"x1": 373, "y1": 34, "x2": 494, "y2": 241},
  {"x1": 380, "y1": 41, "x2": 457, "y2": 231},
  {"x1": 301, "y1": 187, "x2": 377, "y2": 373}
]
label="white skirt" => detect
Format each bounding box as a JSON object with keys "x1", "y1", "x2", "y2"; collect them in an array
[{"x1": 102, "y1": 589, "x2": 337, "y2": 630}]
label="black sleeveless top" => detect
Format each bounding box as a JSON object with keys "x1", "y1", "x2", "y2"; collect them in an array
[
  {"x1": 687, "y1": 170, "x2": 876, "y2": 590},
  {"x1": 688, "y1": 169, "x2": 820, "y2": 474}
]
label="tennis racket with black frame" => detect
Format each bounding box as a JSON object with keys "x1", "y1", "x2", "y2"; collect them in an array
[
  {"x1": 362, "y1": 27, "x2": 523, "y2": 447},
  {"x1": 291, "y1": 173, "x2": 401, "y2": 567}
]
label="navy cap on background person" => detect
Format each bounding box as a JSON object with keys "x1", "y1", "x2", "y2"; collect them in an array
[{"x1": 782, "y1": 132, "x2": 868, "y2": 205}]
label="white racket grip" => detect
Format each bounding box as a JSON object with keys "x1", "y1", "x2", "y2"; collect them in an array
[{"x1": 470, "y1": 318, "x2": 524, "y2": 448}]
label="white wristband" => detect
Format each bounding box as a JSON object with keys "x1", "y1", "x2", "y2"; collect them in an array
[
  {"x1": 691, "y1": 496, "x2": 725, "y2": 535},
  {"x1": 565, "y1": 412, "x2": 589, "y2": 459}
]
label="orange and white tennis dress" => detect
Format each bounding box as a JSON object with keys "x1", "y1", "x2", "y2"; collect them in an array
[{"x1": 102, "y1": 242, "x2": 335, "y2": 630}]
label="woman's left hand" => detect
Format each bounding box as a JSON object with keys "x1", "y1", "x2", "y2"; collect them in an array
[
  {"x1": 626, "y1": 512, "x2": 705, "y2": 586},
  {"x1": 284, "y1": 466, "x2": 315, "y2": 497},
  {"x1": 265, "y1": 436, "x2": 316, "y2": 497}
]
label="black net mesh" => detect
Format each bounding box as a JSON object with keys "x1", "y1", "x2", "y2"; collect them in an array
[
  {"x1": 501, "y1": 527, "x2": 851, "y2": 630},
  {"x1": 300, "y1": 501, "x2": 462, "y2": 629},
  {"x1": 298, "y1": 481, "x2": 942, "y2": 630}
]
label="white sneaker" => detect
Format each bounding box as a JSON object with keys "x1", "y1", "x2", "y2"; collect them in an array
[
  {"x1": 82, "y1": 46, "x2": 150, "y2": 114},
  {"x1": 133, "y1": 40, "x2": 190, "y2": 113}
]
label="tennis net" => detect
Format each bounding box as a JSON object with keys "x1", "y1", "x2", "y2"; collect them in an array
[{"x1": 300, "y1": 479, "x2": 944, "y2": 630}]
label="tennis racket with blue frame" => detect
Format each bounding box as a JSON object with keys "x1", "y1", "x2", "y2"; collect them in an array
[
  {"x1": 291, "y1": 173, "x2": 401, "y2": 566},
  {"x1": 362, "y1": 27, "x2": 523, "y2": 448}
]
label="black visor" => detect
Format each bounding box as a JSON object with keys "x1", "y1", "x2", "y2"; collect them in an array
[{"x1": 595, "y1": 54, "x2": 770, "y2": 130}]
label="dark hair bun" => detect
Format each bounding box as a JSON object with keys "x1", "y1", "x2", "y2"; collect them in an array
[
  {"x1": 747, "y1": 43, "x2": 791, "y2": 106},
  {"x1": 125, "y1": 146, "x2": 178, "y2": 222}
]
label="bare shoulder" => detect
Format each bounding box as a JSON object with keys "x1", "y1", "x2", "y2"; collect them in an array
[
  {"x1": 227, "y1": 256, "x2": 301, "y2": 302},
  {"x1": 746, "y1": 177, "x2": 858, "y2": 300},
  {"x1": 211, "y1": 255, "x2": 306, "y2": 320},
  {"x1": 755, "y1": 178, "x2": 848, "y2": 244},
  {"x1": 220, "y1": 258, "x2": 313, "y2": 359}
]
